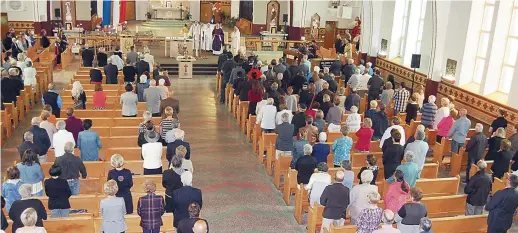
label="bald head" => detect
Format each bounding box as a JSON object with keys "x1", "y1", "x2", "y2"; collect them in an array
[
  {"x1": 192, "y1": 219, "x2": 208, "y2": 233},
  {"x1": 335, "y1": 171, "x2": 345, "y2": 182}
]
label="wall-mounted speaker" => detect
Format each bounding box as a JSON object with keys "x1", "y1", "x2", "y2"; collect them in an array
[
  {"x1": 282, "y1": 14, "x2": 288, "y2": 23},
  {"x1": 54, "y1": 8, "x2": 61, "y2": 18},
  {"x1": 411, "y1": 54, "x2": 421, "y2": 69}
]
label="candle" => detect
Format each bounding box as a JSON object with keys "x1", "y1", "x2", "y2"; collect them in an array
[{"x1": 136, "y1": 26, "x2": 139, "y2": 33}]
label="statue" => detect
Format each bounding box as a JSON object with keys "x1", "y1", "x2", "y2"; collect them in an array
[
  {"x1": 266, "y1": 0, "x2": 280, "y2": 33},
  {"x1": 65, "y1": 2, "x2": 72, "y2": 22},
  {"x1": 310, "y1": 14, "x2": 320, "y2": 39}
]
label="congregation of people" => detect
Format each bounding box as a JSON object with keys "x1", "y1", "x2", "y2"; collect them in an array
[
  {"x1": 219, "y1": 46, "x2": 518, "y2": 233},
  {"x1": 1, "y1": 41, "x2": 209, "y2": 233}
]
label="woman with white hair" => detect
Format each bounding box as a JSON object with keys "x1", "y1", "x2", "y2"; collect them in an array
[
  {"x1": 107, "y1": 154, "x2": 134, "y2": 214},
  {"x1": 312, "y1": 132, "x2": 330, "y2": 163},
  {"x1": 305, "y1": 162, "x2": 331, "y2": 207},
  {"x1": 372, "y1": 210, "x2": 401, "y2": 233},
  {"x1": 295, "y1": 144, "x2": 318, "y2": 184},
  {"x1": 157, "y1": 78, "x2": 169, "y2": 99},
  {"x1": 171, "y1": 170, "x2": 202, "y2": 228},
  {"x1": 136, "y1": 74, "x2": 150, "y2": 102},
  {"x1": 332, "y1": 126, "x2": 353, "y2": 166},
  {"x1": 346, "y1": 106, "x2": 361, "y2": 132},
  {"x1": 159, "y1": 106, "x2": 179, "y2": 145},
  {"x1": 9, "y1": 184, "x2": 47, "y2": 233},
  {"x1": 100, "y1": 180, "x2": 128, "y2": 233},
  {"x1": 23, "y1": 60, "x2": 37, "y2": 92},
  {"x1": 15, "y1": 207, "x2": 47, "y2": 233},
  {"x1": 166, "y1": 129, "x2": 191, "y2": 163},
  {"x1": 420, "y1": 95, "x2": 437, "y2": 128},
  {"x1": 356, "y1": 191, "x2": 383, "y2": 233},
  {"x1": 71, "y1": 81, "x2": 87, "y2": 109},
  {"x1": 381, "y1": 82, "x2": 394, "y2": 108},
  {"x1": 433, "y1": 97, "x2": 450, "y2": 129},
  {"x1": 349, "y1": 169, "x2": 378, "y2": 224},
  {"x1": 52, "y1": 120, "x2": 75, "y2": 158},
  {"x1": 110, "y1": 53, "x2": 124, "y2": 70}
]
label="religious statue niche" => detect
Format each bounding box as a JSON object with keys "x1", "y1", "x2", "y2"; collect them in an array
[
  {"x1": 61, "y1": 1, "x2": 76, "y2": 30},
  {"x1": 266, "y1": 0, "x2": 280, "y2": 33},
  {"x1": 310, "y1": 13, "x2": 320, "y2": 40}
]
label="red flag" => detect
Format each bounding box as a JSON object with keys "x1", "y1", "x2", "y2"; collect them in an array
[{"x1": 119, "y1": 0, "x2": 126, "y2": 23}]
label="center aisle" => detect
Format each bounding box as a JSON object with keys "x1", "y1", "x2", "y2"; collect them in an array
[{"x1": 172, "y1": 77, "x2": 303, "y2": 233}]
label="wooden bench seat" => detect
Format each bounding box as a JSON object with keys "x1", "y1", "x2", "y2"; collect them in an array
[
  {"x1": 41, "y1": 160, "x2": 168, "y2": 178},
  {"x1": 66, "y1": 84, "x2": 121, "y2": 91}
]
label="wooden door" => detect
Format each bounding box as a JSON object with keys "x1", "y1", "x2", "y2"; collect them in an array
[
  {"x1": 200, "y1": 2, "x2": 213, "y2": 23},
  {"x1": 324, "y1": 21, "x2": 337, "y2": 49},
  {"x1": 1, "y1": 13, "x2": 7, "y2": 40},
  {"x1": 126, "y1": 0, "x2": 135, "y2": 21}
]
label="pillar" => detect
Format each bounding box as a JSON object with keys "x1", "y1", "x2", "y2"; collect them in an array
[{"x1": 360, "y1": 0, "x2": 383, "y2": 57}]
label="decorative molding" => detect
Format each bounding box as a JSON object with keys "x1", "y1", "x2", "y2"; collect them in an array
[
  {"x1": 375, "y1": 57, "x2": 518, "y2": 134},
  {"x1": 8, "y1": 21, "x2": 35, "y2": 31}
]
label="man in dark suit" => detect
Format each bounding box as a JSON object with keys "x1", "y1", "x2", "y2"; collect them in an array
[
  {"x1": 162, "y1": 155, "x2": 184, "y2": 214},
  {"x1": 330, "y1": 59, "x2": 343, "y2": 76},
  {"x1": 341, "y1": 58, "x2": 355, "y2": 82},
  {"x1": 292, "y1": 104, "x2": 307, "y2": 137},
  {"x1": 275, "y1": 113, "x2": 294, "y2": 158},
  {"x1": 485, "y1": 173, "x2": 518, "y2": 233},
  {"x1": 320, "y1": 171, "x2": 350, "y2": 232},
  {"x1": 18, "y1": 131, "x2": 36, "y2": 159},
  {"x1": 464, "y1": 123, "x2": 488, "y2": 182},
  {"x1": 27, "y1": 117, "x2": 51, "y2": 160},
  {"x1": 160, "y1": 92, "x2": 180, "y2": 118},
  {"x1": 464, "y1": 160, "x2": 492, "y2": 215},
  {"x1": 367, "y1": 69, "x2": 385, "y2": 102},
  {"x1": 136, "y1": 56, "x2": 150, "y2": 82},
  {"x1": 81, "y1": 45, "x2": 94, "y2": 67},
  {"x1": 172, "y1": 172, "x2": 202, "y2": 228},
  {"x1": 89, "y1": 67, "x2": 103, "y2": 84},
  {"x1": 104, "y1": 58, "x2": 119, "y2": 84},
  {"x1": 176, "y1": 202, "x2": 209, "y2": 233}
]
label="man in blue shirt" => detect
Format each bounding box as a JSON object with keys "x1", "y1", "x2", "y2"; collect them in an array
[{"x1": 447, "y1": 108, "x2": 471, "y2": 153}]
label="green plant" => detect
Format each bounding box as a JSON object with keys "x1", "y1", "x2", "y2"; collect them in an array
[
  {"x1": 228, "y1": 17, "x2": 239, "y2": 28},
  {"x1": 220, "y1": 11, "x2": 228, "y2": 24}
]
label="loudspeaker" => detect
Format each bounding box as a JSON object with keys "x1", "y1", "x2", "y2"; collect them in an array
[
  {"x1": 55, "y1": 8, "x2": 61, "y2": 18},
  {"x1": 283, "y1": 14, "x2": 288, "y2": 23},
  {"x1": 411, "y1": 54, "x2": 421, "y2": 68}
]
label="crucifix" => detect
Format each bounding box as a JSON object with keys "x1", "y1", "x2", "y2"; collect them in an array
[
  {"x1": 179, "y1": 2, "x2": 183, "y2": 20},
  {"x1": 184, "y1": 64, "x2": 189, "y2": 73}
]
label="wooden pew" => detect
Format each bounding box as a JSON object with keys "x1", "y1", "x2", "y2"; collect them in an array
[
  {"x1": 273, "y1": 156, "x2": 292, "y2": 189},
  {"x1": 93, "y1": 213, "x2": 175, "y2": 233},
  {"x1": 240, "y1": 102, "x2": 249, "y2": 133},
  {"x1": 468, "y1": 161, "x2": 494, "y2": 178},
  {"x1": 247, "y1": 115, "x2": 257, "y2": 142},
  {"x1": 282, "y1": 168, "x2": 298, "y2": 205},
  {"x1": 381, "y1": 175, "x2": 460, "y2": 197},
  {"x1": 105, "y1": 147, "x2": 166, "y2": 161},
  {"x1": 258, "y1": 133, "x2": 277, "y2": 163},
  {"x1": 428, "y1": 214, "x2": 488, "y2": 233},
  {"x1": 5, "y1": 215, "x2": 96, "y2": 233}
]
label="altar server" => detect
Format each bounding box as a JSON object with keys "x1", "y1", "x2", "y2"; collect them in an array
[
  {"x1": 201, "y1": 23, "x2": 211, "y2": 58},
  {"x1": 189, "y1": 21, "x2": 202, "y2": 57},
  {"x1": 231, "y1": 26, "x2": 241, "y2": 56},
  {"x1": 212, "y1": 24, "x2": 224, "y2": 55}
]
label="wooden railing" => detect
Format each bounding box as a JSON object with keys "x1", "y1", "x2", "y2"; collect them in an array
[
  {"x1": 375, "y1": 57, "x2": 518, "y2": 135},
  {"x1": 245, "y1": 39, "x2": 324, "y2": 52}
]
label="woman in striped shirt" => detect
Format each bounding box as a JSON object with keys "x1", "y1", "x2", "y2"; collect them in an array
[{"x1": 159, "y1": 107, "x2": 179, "y2": 146}]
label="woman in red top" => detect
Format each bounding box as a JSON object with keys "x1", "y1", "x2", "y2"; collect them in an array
[
  {"x1": 305, "y1": 102, "x2": 319, "y2": 120},
  {"x1": 248, "y1": 65, "x2": 262, "y2": 80},
  {"x1": 92, "y1": 84, "x2": 107, "y2": 110},
  {"x1": 355, "y1": 118, "x2": 374, "y2": 152},
  {"x1": 248, "y1": 79, "x2": 263, "y2": 115}
]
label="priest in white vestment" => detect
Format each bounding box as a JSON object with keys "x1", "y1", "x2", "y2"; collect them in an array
[
  {"x1": 231, "y1": 26, "x2": 241, "y2": 55},
  {"x1": 189, "y1": 21, "x2": 202, "y2": 57}
]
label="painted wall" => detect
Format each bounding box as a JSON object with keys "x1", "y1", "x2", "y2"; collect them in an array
[
  {"x1": 290, "y1": 0, "x2": 360, "y2": 29},
  {"x1": 188, "y1": 0, "x2": 200, "y2": 21},
  {"x1": 378, "y1": 0, "x2": 395, "y2": 56},
  {"x1": 135, "y1": 0, "x2": 149, "y2": 20},
  {"x1": 75, "y1": 0, "x2": 91, "y2": 21},
  {"x1": 6, "y1": 0, "x2": 36, "y2": 21},
  {"x1": 50, "y1": 0, "x2": 61, "y2": 21}
]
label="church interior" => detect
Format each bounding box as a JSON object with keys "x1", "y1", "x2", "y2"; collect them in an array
[{"x1": 1, "y1": 0, "x2": 518, "y2": 232}]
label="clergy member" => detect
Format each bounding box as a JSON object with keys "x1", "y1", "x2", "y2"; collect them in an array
[
  {"x1": 189, "y1": 21, "x2": 202, "y2": 58},
  {"x1": 231, "y1": 26, "x2": 241, "y2": 56},
  {"x1": 212, "y1": 24, "x2": 224, "y2": 55}
]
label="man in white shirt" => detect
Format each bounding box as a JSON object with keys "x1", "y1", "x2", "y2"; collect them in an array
[
  {"x1": 347, "y1": 69, "x2": 361, "y2": 90},
  {"x1": 357, "y1": 69, "x2": 371, "y2": 91},
  {"x1": 276, "y1": 104, "x2": 293, "y2": 125},
  {"x1": 143, "y1": 49, "x2": 155, "y2": 72},
  {"x1": 380, "y1": 117, "x2": 406, "y2": 148},
  {"x1": 257, "y1": 98, "x2": 277, "y2": 133},
  {"x1": 52, "y1": 120, "x2": 75, "y2": 157},
  {"x1": 255, "y1": 94, "x2": 268, "y2": 123}
]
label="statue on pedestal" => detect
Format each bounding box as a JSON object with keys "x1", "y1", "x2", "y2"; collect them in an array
[{"x1": 266, "y1": 0, "x2": 280, "y2": 33}]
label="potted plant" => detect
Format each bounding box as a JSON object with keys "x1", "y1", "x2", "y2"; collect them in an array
[
  {"x1": 184, "y1": 12, "x2": 192, "y2": 20},
  {"x1": 146, "y1": 12, "x2": 152, "y2": 19}
]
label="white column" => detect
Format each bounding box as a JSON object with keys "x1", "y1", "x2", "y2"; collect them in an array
[
  {"x1": 189, "y1": 0, "x2": 200, "y2": 21},
  {"x1": 136, "y1": 0, "x2": 148, "y2": 20},
  {"x1": 360, "y1": 0, "x2": 383, "y2": 56},
  {"x1": 97, "y1": 0, "x2": 103, "y2": 17},
  {"x1": 507, "y1": 55, "x2": 518, "y2": 108},
  {"x1": 231, "y1": 0, "x2": 239, "y2": 18},
  {"x1": 388, "y1": 0, "x2": 405, "y2": 60},
  {"x1": 113, "y1": 0, "x2": 120, "y2": 28},
  {"x1": 403, "y1": 0, "x2": 426, "y2": 66}
]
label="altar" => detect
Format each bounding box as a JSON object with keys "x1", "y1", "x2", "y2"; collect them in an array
[
  {"x1": 153, "y1": 7, "x2": 182, "y2": 19},
  {"x1": 165, "y1": 37, "x2": 194, "y2": 57}
]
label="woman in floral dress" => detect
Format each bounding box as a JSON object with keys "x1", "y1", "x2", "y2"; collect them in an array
[
  {"x1": 356, "y1": 191, "x2": 383, "y2": 233},
  {"x1": 332, "y1": 125, "x2": 353, "y2": 167}
]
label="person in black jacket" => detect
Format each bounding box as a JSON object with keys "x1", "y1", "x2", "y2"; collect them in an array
[
  {"x1": 90, "y1": 67, "x2": 103, "y2": 84},
  {"x1": 40, "y1": 29, "x2": 50, "y2": 48},
  {"x1": 44, "y1": 164, "x2": 72, "y2": 217},
  {"x1": 491, "y1": 139, "x2": 514, "y2": 179},
  {"x1": 136, "y1": 57, "x2": 150, "y2": 82},
  {"x1": 295, "y1": 144, "x2": 318, "y2": 184},
  {"x1": 81, "y1": 45, "x2": 94, "y2": 67},
  {"x1": 104, "y1": 58, "x2": 119, "y2": 84},
  {"x1": 330, "y1": 59, "x2": 343, "y2": 77},
  {"x1": 236, "y1": 75, "x2": 252, "y2": 101},
  {"x1": 171, "y1": 172, "x2": 202, "y2": 228},
  {"x1": 290, "y1": 71, "x2": 306, "y2": 94},
  {"x1": 464, "y1": 123, "x2": 488, "y2": 182},
  {"x1": 292, "y1": 104, "x2": 307, "y2": 137},
  {"x1": 464, "y1": 160, "x2": 492, "y2": 216},
  {"x1": 1, "y1": 72, "x2": 18, "y2": 104},
  {"x1": 9, "y1": 184, "x2": 47, "y2": 233},
  {"x1": 97, "y1": 48, "x2": 108, "y2": 67},
  {"x1": 123, "y1": 63, "x2": 137, "y2": 84},
  {"x1": 1, "y1": 196, "x2": 8, "y2": 230},
  {"x1": 357, "y1": 154, "x2": 379, "y2": 185},
  {"x1": 382, "y1": 130, "x2": 404, "y2": 179},
  {"x1": 485, "y1": 173, "x2": 518, "y2": 233},
  {"x1": 27, "y1": 117, "x2": 51, "y2": 159},
  {"x1": 341, "y1": 58, "x2": 355, "y2": 82},
  {"x1": 166, "y1": 131, "x2": 191, "y2": 164},
  {"x1": 163, "y1": 155, "x2": 184, "y2": 213},
  {"x1": 18, "y1": 132, "x2": 36, "y2": 159},
  {"x1": 177, "y1": 202, "x2": 209, "y2": 233},
  {"x1": 320, "y1": 171, "x2": 350, "y2": 232}
]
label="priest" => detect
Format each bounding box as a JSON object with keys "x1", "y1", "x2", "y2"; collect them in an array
[
  {"x1": 212, "y1": 24, "x2": 224, "y2": 55},
  {"x1": 231, "y1": 26, "x2": 241, "y2": 56}
]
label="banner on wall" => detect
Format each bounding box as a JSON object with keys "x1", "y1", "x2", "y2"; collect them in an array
[
  {"x1": 102, "y1": 0, "x2": 112, "y2": 26},
  {"x1": 120, "y1": 0, "x2": 126, "y2": 23}
]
